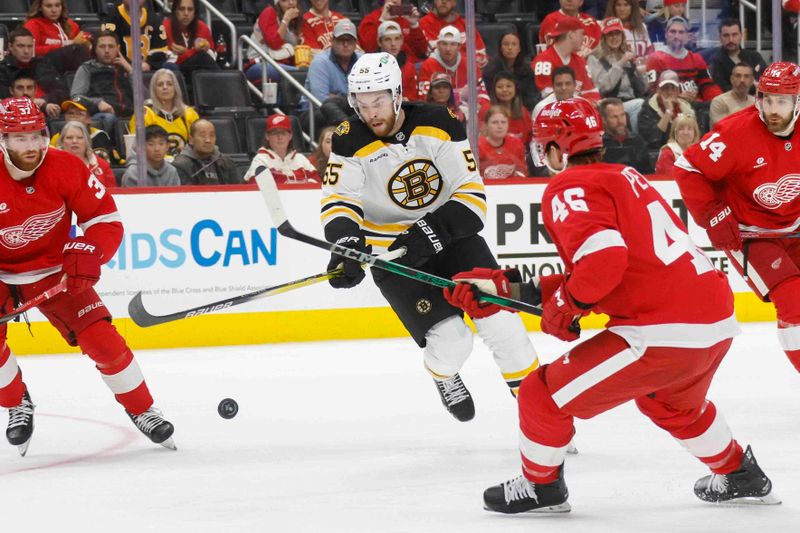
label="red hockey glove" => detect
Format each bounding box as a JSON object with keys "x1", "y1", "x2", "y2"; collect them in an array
[
  {"x1": 443, "y1": 268, "x2": 520, "y2": 318},
  {"x1": 703, "y1": 203, "x2": 741, "y2": 252},
  {"x1": 62, "y1": 238, "x2": 103, "y2": 294},
  {"x1": 541, "y1": 281, "x2": 589, "y2": 342}
]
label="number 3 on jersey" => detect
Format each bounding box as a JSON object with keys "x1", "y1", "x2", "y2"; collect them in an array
[{"x1": 551, "y1": 187, "x2": 589, "y2": 222}]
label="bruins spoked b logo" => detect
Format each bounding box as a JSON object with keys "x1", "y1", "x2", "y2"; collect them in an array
[{"x1": 388, "y1": 159, "x2": 442, "y2": 210}]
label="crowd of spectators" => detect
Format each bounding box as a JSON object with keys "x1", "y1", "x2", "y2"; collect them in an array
[{"x1": 0, "y1": 0, "x2": 776, "y2": 184}]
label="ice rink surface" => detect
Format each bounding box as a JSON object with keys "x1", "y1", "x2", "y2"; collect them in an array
[{"x1": 1, "y1": 323, "x2": 798, "y2": 533}]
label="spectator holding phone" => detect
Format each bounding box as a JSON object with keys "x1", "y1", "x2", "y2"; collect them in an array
[
  {"x1": 359, "y1": 0, "x2": 427, "y2": 64},
  {"x1": 420, "y1": 0, "x2": 487, "y2": 67}
]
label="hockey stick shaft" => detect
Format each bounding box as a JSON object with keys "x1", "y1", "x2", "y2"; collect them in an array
[
  {"x1": 254, "y1": 168, "x2": 543, "y2": 316},
  {"x1": 0, "y1": 280, "x2": 68, "y2": 325},
  {"x1": 741, "y1": 231, "x2": 800, "y2": 240}
]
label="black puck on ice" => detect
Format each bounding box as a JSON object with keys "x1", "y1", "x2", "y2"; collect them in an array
[{"x1": 218, "y1": 398, "x2": 239, "y2": 419}]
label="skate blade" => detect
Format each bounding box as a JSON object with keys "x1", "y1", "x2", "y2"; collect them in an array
[
  {"x1": 721, "y1": 492, "x2": 782, "y2": 506},
  {"x1": 159, "y1": 437, "x2": 177, "y2": 451},
  {"x1": 566, "y1": 442, "x2": 578, "y2": 455},
  {"x1": 484, "y1": 502, "x2": 572, "y2": 514},
  {"x1": 17, "y1": 439, "x2": 31, "y2": 457}
]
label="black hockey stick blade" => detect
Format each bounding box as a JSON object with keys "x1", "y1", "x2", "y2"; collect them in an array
[
  {"x1": 0, "y1": 280, "x2": 68, "y2": 325},
  {"x1": 254, "y1": 167, "x2": 543, "y2": 316}
]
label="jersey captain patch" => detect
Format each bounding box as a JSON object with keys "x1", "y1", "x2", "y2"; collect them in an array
[{"x1": 388, "y1": 159, "x2": 442, "y2": 210}]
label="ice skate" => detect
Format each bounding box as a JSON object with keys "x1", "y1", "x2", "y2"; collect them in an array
[
  {"x1": 127, "y1": 407, "x2": 176, "y2": 450},
  {"x1": 694, "y1": 445, "x2": 780, "y2": 505},
  {"x1": 433, "y1": 373, "x2": 475, "y2": 422},
  {"x1": 483, "y1": 465, "x2": 571, "y2": 514},
  {"x1": 6, "y1": 390, "x2": 35, "y2": 457}
]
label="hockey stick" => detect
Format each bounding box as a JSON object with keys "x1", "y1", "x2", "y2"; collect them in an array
[
  {"x1": 253, "y1": 167, "x2": 543, "y2": 316},
  {"x1": 0, "y1": 280, "x2": 68, "y2": 325},
  {"x1": 127, "y1": 249, "x2": 405, "y2": 327},
  {"x1": 741, "y1": 231, "x2": 800, "y2": 240}
]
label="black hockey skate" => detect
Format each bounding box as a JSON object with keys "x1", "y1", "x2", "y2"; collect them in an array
[
  {"x1": 127, "y1": 407, "x2": 176, "y2": 450},
  {"x1": 433, "y1": 373, "x2": 475, "y2": 421},
  {"x1": 483, "y1": 465, "x2": 571, "y2": 514},
  {"x1": 6, "y1": 389, "x2": 35, "y2": 457},
  {"x1": 694, "y1": 445, "x2": 780, "y2": 505}
]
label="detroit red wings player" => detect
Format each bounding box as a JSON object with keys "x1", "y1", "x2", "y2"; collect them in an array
[
  {"x1": 444, "y1": 98, "x2": 778, "y2": 512},
  {"x1": 675, "y1": 61, "x2": 800, "y2": 375},
  {"x1": 0, "y1": 97, "x2": 175, "y2": 455}
]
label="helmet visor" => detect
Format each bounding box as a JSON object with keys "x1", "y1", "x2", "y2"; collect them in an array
[{"x1": 4, "y1": 131, "x2": 48, "y2": 153}]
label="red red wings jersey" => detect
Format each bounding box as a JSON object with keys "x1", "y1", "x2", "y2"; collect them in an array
[
  {"x1": 542, "y1": 163, "x2": 739, "y2": 347},
  {"x1": 301, "y1": 10, "x2": 346, "y2": 52},
  {"x1": 417, "y1": 56, "x2": 488, "y2": 100},
  {"x1": 477, "y1": 135, "x2": 527, "y2": 179},
  {"x1": 0, "y1": 149, "x2": 122, "y2": 284},
  {"x1": 419, "y1": 13, "x2": 486, "y2": 59},
  {"x1": 531, "y1": 47, "x2": 599, "y2": 102},
  {"x1": 538, "y1": 10, "x2": 601, "y2": 50},
  {"x1": 675, "y1": 106, "x2": 800, "y2": 232},
  {"x1": 645, "y1": 50, "x2": 722, "y2": 102}
]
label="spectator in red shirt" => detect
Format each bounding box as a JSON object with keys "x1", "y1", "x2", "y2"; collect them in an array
[
  {"x1": 655, "y1": 111, "x2": 700, "y2": 176},
  {"x1": 302, "y1": 0, "x2": 347, "y2": 55},
  {"x1": 245, "y1": 0, "x2": 303, "y2": 83},
  {"x1": 164, "y1": 0, "x2": 219, "y2": 82},
  {"x1": 604, "y1": 0, "x2": 652, "y2": 58},
  {"x1": 419, "y1": 0, "x2": 487, "y2": 67},
  {"x1": 479, "y1": 71, "x2": 533, "y2": 144},
  {"x1": 538, "y1": 0, "x2": 602, "y2": 55},
  {"x1": 358, "y1": 0, "x2": 428, "y2": 63},
  {"x1": 478, "y1": 105, "x2": 527, "y2": 179},
  {"x1": 56, "y1": 121, "x2": 117, "y2": 188},
  {"x1": 377, "y1": 21, "x2": 418, "y2": 101},
  {"x1": 23, "y1": 0, "x2": 91, "y2": 74},
  {"x1": 418, "y1": 26, "x2": 488, "y2": 108},
  {"x1": 532, "y1": 17, "x2": 600, "y2": 102}
]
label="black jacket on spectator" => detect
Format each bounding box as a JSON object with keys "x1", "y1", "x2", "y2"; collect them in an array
[
  {"x1": 0, "y1": 56, "x2": 69, "y2": 103},
  {"x1": 602, "y1": 132, "x2": 653, "y2": 174},
  {"x1": 482, "y1": 57, "x2": 540, "y2": 111},
  {"x1": 71, "y1": 59, "x2": 134, "y2": 116},
  {"x1": 708, "y1": 47, "x2": 766, "y2": 92},
  {"x1": 172, "y1": 145, "x2": 241, "y2": 185}
]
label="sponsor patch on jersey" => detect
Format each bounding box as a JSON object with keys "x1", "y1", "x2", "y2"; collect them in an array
[
  {"x1": 415, "y1": 298, "x2": 432, "y2": 315},
  {"x1": 752, "y1": 174, "x2": 800, "y2": 209},
  {"x1": 335, "y1": 121, "x2": 350, "y2": 136},
  {"x1": 387, "y1": 158, "x2": 442, "y2": 210}
]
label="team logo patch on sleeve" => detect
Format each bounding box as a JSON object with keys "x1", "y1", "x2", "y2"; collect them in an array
[
  {"x1": 335, "y1": 121, "x2": 350, "y2": 136},
  {"x1": 447, "y1": 108, "x2": 457, "y2": 120},
  {"x1": 387, "y1": 159, "x2": 442, "y2": 210}
]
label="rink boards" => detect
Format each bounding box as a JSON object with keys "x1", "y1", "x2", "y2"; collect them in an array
[{"x1": 10, "y1": 179, "x2": 776, "y2": 354}]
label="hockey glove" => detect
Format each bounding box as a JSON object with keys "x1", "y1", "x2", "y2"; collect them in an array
[
  {"x1": 388, "y1": 213, "x2": 451, "y2": 267},
  {"x1": 327, "y1": 235, "x2": 371, "y2": 289},
  {"x1": 703, "y1": 203, "x2": 741, "y2": 252},
  {"x1": 62, "y1": 237, "x2": 103, "y2": 295},
  {"x1": 443, "y1": 268, "x2": 521, "y2": 318},
  {"x1": 541, "y1": 280, "x2": 590, "y2": 342}
]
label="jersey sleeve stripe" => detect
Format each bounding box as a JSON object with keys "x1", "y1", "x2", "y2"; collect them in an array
[
  {"x1": 455, "y1": 182, "x2": 486, "y2": 193},
  {"x1": 320, "y1": 206, "x2": 363, "y2": 225},
  {"x1": 410, "y1": 126, "x2": 451, "y2": 142},
  {"x1": 365, "y1": 236, "x2": 395, "y2": 248},
  {"x1": 452, "y1": 192, "x2": 487, "y2": 215},
  {"x1": 321, "y1": 201, "x2": 365, "y2": 219},
  {"x1": 79, "y1": 211, "x2": 122, "y2": 232},
  {"x1": 674, "y1": 154, "x2": 700, "y2": 173},
  {"x1": 321, "y1": 193, "x2": 364, "y2": 208},
  {"x1": 354, "y1": 141, "x2": 388, "y2": 158},
  {"x1": 362, "y1": 219, "x2": 411, "y2": 233},
  {"x1": 572, "y1": 229, "x2": 627, "y2": 263}
]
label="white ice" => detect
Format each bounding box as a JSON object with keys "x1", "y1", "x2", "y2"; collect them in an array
[{"x1": 1, "y1": 323, "x2": 798, "y2": 533}]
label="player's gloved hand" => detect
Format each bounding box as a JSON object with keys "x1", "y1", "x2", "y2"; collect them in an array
[
  {"x1": 541, "y1": 280, "x2": 590, "y2": 342},
  {"x1": 702, "y1": 203, "x2": 741, "y2": 252},
  {"x1": 443, "y1": 267, "x2": 521, "y2": 318},
  {"x1": 327, "y1": 234, "x2": 370, "y2": 289},
  {"x1": 388, "y1": 213, "x2": 451, "y2": 267},
  {"x1": 62, "y1": 237, "x2": 103, "y2": 294}
]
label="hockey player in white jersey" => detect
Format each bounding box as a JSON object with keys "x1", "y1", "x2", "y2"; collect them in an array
[{"x1": 321, "y1": 52, "x2": 539, "y2": 421}]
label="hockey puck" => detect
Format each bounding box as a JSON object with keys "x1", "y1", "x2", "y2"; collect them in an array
[{"x1": 218, "y1": 398, "x2": 239, "y2": 419}]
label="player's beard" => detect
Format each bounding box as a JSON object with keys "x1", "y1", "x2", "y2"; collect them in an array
[
  {"x1": 368, "y1": 112, "x2": 397, "y2": 138},
  {"x1": 9, "y1": 149, "x2": 43, "y2": 172},
  {"x1": 765, "y1": 112, "x2": 793, "y2": 134}
]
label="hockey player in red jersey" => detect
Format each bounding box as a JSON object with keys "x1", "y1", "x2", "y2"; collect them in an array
[
  {"x1": 444, "y1": 98, "x2": 778, "y2": 512},
  {"x1": 0, "y1": 97, "x2": 175, "y2": 456},
  {"x1": 675, "y1": 61, "x2": 800, "y2": 374}
]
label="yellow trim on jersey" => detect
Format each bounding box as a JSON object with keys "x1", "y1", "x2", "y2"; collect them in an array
[
  {"x1": 366, "y1": 237, "x2": 395, "y2": 248},
  {"x1": 502, "y1": 360, "x2": 540, "y2": 381},
  {"x1": 452, "y1": 193, "x2": 487, "y2": 215},
  {"x1": 321, "y1": 193, "x2": 364, "y2": 208},
  {"x1": 411, "y1": 126, "x2": 451, "y2": 142},
  {"x1": 456, "y1": 182, "x2": 486, "y2": 193},
  {"x1": 320, "y1": 206, "x2": 363, "y2": 224},
  {"x1": 362, "y1": 219, "x2": 411, "y2": 233},
  {"x1": 354, "y1": 141, "x2": 388, "y2": 158}
]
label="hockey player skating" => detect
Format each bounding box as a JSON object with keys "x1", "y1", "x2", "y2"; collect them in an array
[
  {"x1": 321, "y1": 52, "x2": 539, "y2": 421},
  {"x1": 675, "y1": 61, "x2": 800, "y2": 374},
  {"x1": 0, "y1": 97, "x2": 175, "y2": 455},
  {"x1": 444, "y1": 98, "x2": 778, "y2": 511}
]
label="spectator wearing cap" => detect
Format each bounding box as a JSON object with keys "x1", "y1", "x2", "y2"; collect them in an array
[
  {"x1": 377, "y1": 21, "x2": 418, "y2": 101},
  {"x1": 245, "y1": 0, "x2": 302, "y2": 84},
  {"x1": 244, "y1": 115, "x2": 320, "y2": 185},
  {"x1": 302, "y1": 0, "x2": 348, "y2": 55},
  {"x1": 482, "y1": 31, "x2": 539, "y2": 111},
  {"x1": 0, "y1": 27, "x2": 70, "y2": 109},
  {"x1": 538, "y1": 0, "x2": 602, "y2": 55},
  {"x1": 122, "y1": 125, "x2": 181, "y2": 187},
  {"x1": 56, "y1": 121, "x2": 117, "y2": 188},
  {"x1": 709, "y1": 63, "x2": 755, "y2": 127},
  {"x1": 172, "y1": 119, "x2": 241, "y2": 185},
  {"x1": 603, "y1": 0, "x2": 652, "y2": 58},
  {"x1": 645, "y1": 16, "x2": 721, "y2": 103},
  {"x1": 588, "y1": 17, "x2": 648, "y2": 133},
  {"x1": 646, "y1": 0, "x2": 687, "y2": 47},
  {"x1": 358, "y1": 0, "x2": 428, "y2": 64},
  {"x1": 50, "y1": 98, "x2": 119, "y2": 163},
  {"x1": 8, "y1": 71, "x2": 61, "y2": 118},
  {"x1": 637, "y1": 69, "x2": 695, "y2": 149},
  {"x1": 426, "y1": 72, "x2": 465, "y2": 123},
  {"x1": 303, "y1": 19, "x2": 362, "y2": 127},
  {"x1": 418, "y1": 26, "x2": 488, "y2": 107},
  {"x1": 707, "y1": 18, "x2": 766, "y2": 93},
  {"x1": 419, "y1": 0, "x2": 487, "y2": 67},
  {"x1": 600, "y1": 97, "x2": 653, "y2": 173},
  {"x1": 531, "y1": 17, "x2": 600, "y2": 102}
]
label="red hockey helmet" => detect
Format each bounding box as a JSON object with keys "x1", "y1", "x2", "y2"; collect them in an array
[
  {"x1": 756, "y1": 61, "x2": 800, "y2": 136},
  {"x1": 532, "y1": 98, "x2": 604, "y2": 172},
  {"x1": 0, "y1": 97, "x2": 47, "y2": 134}
]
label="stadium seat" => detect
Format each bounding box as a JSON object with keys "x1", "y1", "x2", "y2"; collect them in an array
[
  {"x1": 0, "y1": 0, "x2": 29, "y2": 28},
  {"x1": 65, "y1": 0, "x2": 99, "y2": 22},
  {"x1": 213, "y1": 0, "x2": 248, "y2": 23},
  {"x1": 279, "y1": 70, "x2": 309, "y2": 114},
  {"x1": 193, "y1": 70, "x2": 252, "y2": 111},
  {"x1": 476, "y1": 23, "x2": 516, "y2": 59},
  {"x1": 205, "y1": 116, "x2": 243, "y2": 154},
  {"x1": 111, "y1": 165, "x2": 125, "y2": 186},
  {"x1": 357, "y1": 0, "x2": 380, "y2": 15},
  {"x1": 331, "y1": 0, "x2": 355, "y2": 12}
]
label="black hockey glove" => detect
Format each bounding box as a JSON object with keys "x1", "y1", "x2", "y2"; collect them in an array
[
  {"x1": 388, "y1": 213, "x2": 451, "y2": 267},
  {"x1": 327, "y1": 234, "x2": 371, "y2": 289}
]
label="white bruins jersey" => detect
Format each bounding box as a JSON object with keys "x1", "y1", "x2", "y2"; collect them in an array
[{"x1": 322, "y1": 103, "x2": 486, "y2": 251}]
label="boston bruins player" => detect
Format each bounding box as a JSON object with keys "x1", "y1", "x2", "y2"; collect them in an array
[{"x1": 321, "y1": 52, "x2": 539, "y2": 421}]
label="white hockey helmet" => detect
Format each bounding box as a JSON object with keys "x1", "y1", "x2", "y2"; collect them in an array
[{"x1": 347, "y1": 52, "x2": 403, "y2": 121}]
